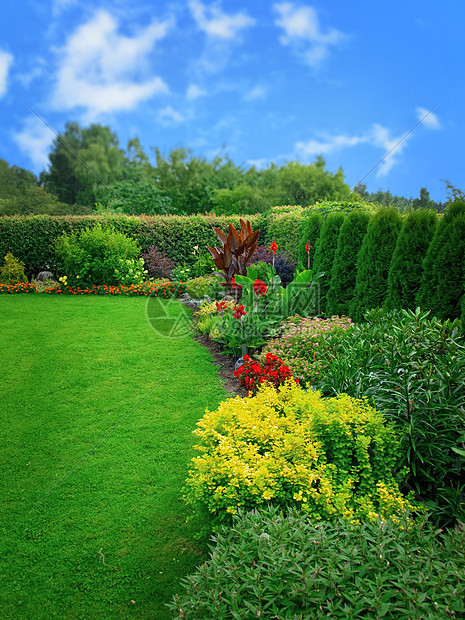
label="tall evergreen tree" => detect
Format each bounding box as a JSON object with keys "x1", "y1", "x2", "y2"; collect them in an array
[
  {"x1": 384, "y1": 209, "x2": 437, "y2": 311},
  {"x1": 311, "y1": 212, "x2": 345, "y2": 315},
  {"x1": 430, "y1": 213, "x2": 465, "y2": 319},
  {"x1": 326, "y1": 209, "x2": 370, "y2": 317},
  {"x1": 416, "y1": 201, "x2": 465, "y2": 312},
  {"x1": 298, "y1": 212, "x2": 323, "y2": 268},
  {"x1": 350, "y1": 208, "x2": 402, "y2": 321}
]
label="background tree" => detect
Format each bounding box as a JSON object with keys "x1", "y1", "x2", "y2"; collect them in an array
[
  {"x1": 384, "y1": 209, "x2": 437, "y2": 311},
  {"x1": 43, "y1": 122, "x2": 125, "y2": 206},
  {"x1": 0, "y1": 159, "x2": 38, "y2": 198},
  {"x1": 350, "y1": 208, "x2": 402, "y2": 321},
  {"x1": 95, "y1": 179, "x2": 173, "y2": 215},
  {"x1": 311, "y1": 212, "x2": 346, "y2": 315},
  {"x1": 326, "y1": 209, "x2": 370, "y2": 317}
]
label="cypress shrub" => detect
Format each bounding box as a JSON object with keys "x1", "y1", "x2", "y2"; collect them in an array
[
  {"x1": 430, "y1": 214, "x2": 465, "y2": 319},
  {"x1": 311, "y1": 212, "x2": 345, "y2": 315},
  {"x1": 326, "y1": 209, "x2": 370, "y2": 317},
  {"x1": 350, "y1": 208, "x2": 402, "y2": 321},
  {"x1": 384, "y1": 209, "x2": 438, "y2": 311},
  {"x1": 297, "y1": 212, "x2": 323, "y2": 268},
  {"x1": 416, "y1": 201, "x2": 465, "y2": 316},
  {"x1": 264, "y1": 206, "x2": 303, "y2": 260}
]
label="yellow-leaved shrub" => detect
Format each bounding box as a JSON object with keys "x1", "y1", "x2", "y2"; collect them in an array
[{"x1": 184, "y1": 381, "x2": 417, "y2": 523}]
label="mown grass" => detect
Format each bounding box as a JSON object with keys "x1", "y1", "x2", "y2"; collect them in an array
[{"x1": 0, "y1": 295, "x2": 229, "y2": 619}]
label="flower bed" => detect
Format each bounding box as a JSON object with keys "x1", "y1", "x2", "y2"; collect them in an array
[{"x1": 0, "y1": 280, "x2": 186, "y2": 297}]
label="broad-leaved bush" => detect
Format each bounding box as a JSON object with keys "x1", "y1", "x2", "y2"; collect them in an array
[{"x1": 184, "y1": 381, "x2": 417, "y2": 523}]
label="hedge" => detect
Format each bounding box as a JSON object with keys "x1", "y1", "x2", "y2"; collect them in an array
[{"x1": 0, "y1": 214, "x2": 262, "y2": 277}]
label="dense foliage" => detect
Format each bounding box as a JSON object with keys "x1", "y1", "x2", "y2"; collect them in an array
[
  {"x1": 350, "y1": 207, "x2": 402, "y2": 321},
  {"x1": 311, "y1": 212, "x2": 345, "y2": 315},
  {"x1": 184, "y1": 381, "x2": 415, "y2": 523},
  {"x1": 0, "y1": 252, "x2": 28, "y2": 284}
]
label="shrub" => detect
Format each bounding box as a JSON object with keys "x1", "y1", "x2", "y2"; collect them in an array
[
  {"x1": 234, "y1": 353, "x2": 297, "y2": 394},
  {"x1": 54, "y1": 224, "x2": 141, "y2": 287},
  {"x1": 417, "y1": 200, "x2": 465, "y2": 316},
  {"x1": 350, "y1": 207, "x2": 402, "y2": 321},
  {"x1": 262, "y1": 315, "x2": 353, "y2": 386},
  {"x1": 311, "y1": 212, "x2": 345, "y2": 314},
  {"x1": 185, "y1": 275, "x2": 224, "y2": 300},
  {"x1": 313, "y1": 308, "x2": 465, "y2": 527},
  {"x1": 31, "y1": 278, "x2": 59, "y2": 293},
  {"x1": 297, "y1": 211, "x2": 322, "y2": 268},
  {"x1": 326, "y1": 209, "x2": 370, "y2": 317},
  {"x1": 142, "y1": 245, "x2": 176, "y2": 279},
  {"x1": 384, "y1": 209, "x2": 437, "y2": 311},
  {"x1": 264, "y1": 205, "x2": 303, "y2": 260},
  {"x1": 249, "y1": 245, "x2": 296, "y2": 286},
  {"x1": 184, "y1": 381, "x2": 416, "y2": 523},
  {"x1": 0, "y1": 252, "x2": 28, "y2": 284},
  {"x1": 169, "y1": 506, "x2": 465, "y2": 620}
]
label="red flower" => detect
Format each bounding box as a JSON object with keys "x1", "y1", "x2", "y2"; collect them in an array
[
  {"x1": 253, "y1": 279, "x2": 268, "y2": 297},
  {"x1": 232, "y1": 304, "x2": 247, "y2": 319},
  {"x1": 216, "y1": 300, "x2": 228, "y2": 312},
  {"x1": 305, "y1": 241, "x2": 311, "y2": 253},
  {"x1": 270, "y1": 241, "x2": 278, "y2": 254},
  {"x1": 231, "y1": 276, "x2": 242, "y2": 290}
]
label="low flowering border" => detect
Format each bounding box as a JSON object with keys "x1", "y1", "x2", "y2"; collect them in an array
[
  {"x1": 0, "y1": 280, "x2": 187, "y2": 298},
  {"x1": 0, "y1": 282, "x2": 37, "y2": 294}
]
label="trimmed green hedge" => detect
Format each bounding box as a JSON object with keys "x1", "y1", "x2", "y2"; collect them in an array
[{"x1": 0, "y1": 214, "x2": 262, "y2": 277}]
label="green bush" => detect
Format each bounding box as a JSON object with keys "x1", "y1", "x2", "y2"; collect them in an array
[
  {"x1": 265, "y1": 206, "x2": 303, "y2": 260},
  {"x1": 311, "y1": 212, "x2": 345, "y2": 314},
  {"x1": 297, "y1": 211, "x2": 322, "y2": 268},
  {"x1": 185, "y1": 275, "x2": 224, "y2": 300},
  {"x1": 312, "y1": 308, "x2": 465, "y2": 527},
  {"x1": 184, "y1": 381, "x2": 416, "y2": 523},
  {"x1": 326, "y1": 209, "x2": 370, "y2": 317},
  {"x1": 54, "y1": 225, "x2": 142, "y2": 287},
  {"x1": 169, "y1": 506, "x2": 465, "y2": 619},
  {"x1": 0, "y1": 214, "x2": 262, "y2": 277},
  {"x1": 0, "y1": 252, "x2": 28, "y2": 284},
  {"x1": 385, "y1": 209, "x2": 438, "y2": 311},
  {"x1": 416, "y1": 200, "x2": 465, "y2": 316},
  {"x1": 350, "y1": 208, "x2": 402, "y2": 321}
]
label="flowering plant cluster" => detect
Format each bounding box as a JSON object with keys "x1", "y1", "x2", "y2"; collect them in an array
[
  {"x1": 232, "y1": 304, "x2": 247, "y2": 319},
  {"x1": 44, "y1": 280, "x2": 186, "y2": 297},
  {"x1": 0, "y1": 282, "x2": 37, "y2": 294},
  {"x1": 184, "y1": 381, "x2": 418, "y2": 523},
  {"x1": 234, "y1": 353, "x2": 297, "y2": 394},
  {"x1": 262, "y1": 315, "x2": 353, "y2": 386}
]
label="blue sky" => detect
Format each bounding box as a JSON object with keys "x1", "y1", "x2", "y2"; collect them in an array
[{"x1": 0, "y1": 0, "x2": 463, "y2": 202}]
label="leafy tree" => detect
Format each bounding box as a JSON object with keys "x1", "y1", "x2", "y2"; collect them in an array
[
  {"x1": 211, "y1": 185, "x2": 270, "y2": 214},
  {"x1": 350, "y1": 208, "x2": 402, "y2": 321},
  {"x1": 311, "y1": 212, "x2": 345, "y2": 315},
  {"x1": 95, "y1": 179, "x2": 173, "y2": 215},
  {"x1": 275, "y1": 157, "x2": 351, "y2": 206},
  {"x1": 416, "y1": 201, "x2": 465, "y2": 315},
  {"x1": 0, "y1": 186, "x2": 88, "y2": 215},
  {"x1": 0, "y1": 159, "x2": 38, "y2": 198},
  {"x1": 384, "y1": 209, "x2": 437, "y2": 311},
  {"x1": 326, "y1": 209, "x2": 370, "y2": 317},
  {"x1": 43, "y1": 122, "x2": 125, "y2": 206}
]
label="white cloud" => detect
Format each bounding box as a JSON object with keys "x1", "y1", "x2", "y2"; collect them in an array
[
  {"x1": 0, "y1": 50, "x2": 13, "y2": 97},
  {"x1": 51, "y1": 10, "x2": 172, "y2": 119},
  {"x1": 157, "y1": 105, "x2": 186, "y2": 125},
  {"x1": 416, "y1": 106, "x2": 441, "y2": 130},
  {"x1": 186, "y1": 84, "x2": 207, "y2": 100},
  {"x1": 273, "y1": 3, "x2": 345, "y2": 67},
  {"x1": 296, "y1": 133, "x2": 367, "y2": 158},
  {"x1": 14, "y1": 117, "x2": 54, "y2": 172},
  {"x1": 188, "y1": 0, "x2": 255, "y2": 39},
  {"x1": 243, "y1": 85, "x2": 266, "y2": 101},
  {"x1": 247, "y1": 158, "x2": 268, "y2": 169},
  {"x1": 295, "y1": 123, "x2": 411, "y2": 177}
]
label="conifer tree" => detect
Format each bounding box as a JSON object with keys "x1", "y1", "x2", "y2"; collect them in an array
[
  {"x1": 297, "y1": 212, "x2": 323, "y2": 268},
  {"x1": 326, "y1": 210, "x2": 370, "y2": 317},
  {"x1": 350, "y1": 208, "x2": 402, "y2": 321},
  {"x1": 384, "y1": 209, "x2": 437, "y2": 311},
  {"x1": 311, "y1": 212, "x2": 345, "y2": 315},
  {"x1": 430, "y1": 213, "x2": 465, "y2": 319},
  {"x1": 416, "y1": 201, "x2": 465, "y2": 314}
]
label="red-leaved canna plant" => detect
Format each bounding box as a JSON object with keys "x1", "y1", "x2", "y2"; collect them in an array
[
  {"x1": 207, "y1": 219, "x2": 259, "y2": 296},
  {"x1": 234, "y1": 352, "x2": 298, "y2": 394}
]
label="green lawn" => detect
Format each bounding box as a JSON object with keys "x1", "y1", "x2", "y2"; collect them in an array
[{"x1": 0, "y1": 295, "x2": 229, "y2": 619}]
